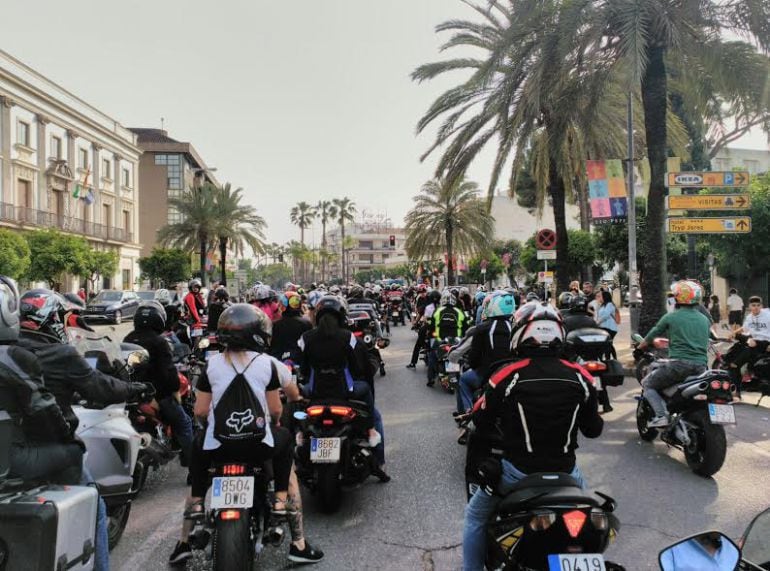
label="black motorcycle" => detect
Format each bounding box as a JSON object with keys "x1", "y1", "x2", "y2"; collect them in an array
[
  {"x1": 636, "y1": 368, "x2": 735, "y2": 477},
  {"x1": 631, "y1": 333, "x2": 669, "y2": 385},
  {"x1": 349, "y1": 309, "x2": 389, "y2": 377},
  {"x1": 564, "y1": 328, "x2": 625, "y2": 393},
  {"x1": 713, "y1": 333, "x2": 770, "y2": 400}
]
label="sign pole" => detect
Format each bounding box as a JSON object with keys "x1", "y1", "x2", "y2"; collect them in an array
[{"x1": 627, "y1": 92, "x2": 640, "y2": 336}]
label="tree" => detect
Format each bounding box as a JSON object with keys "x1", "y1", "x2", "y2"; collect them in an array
[
  {"x1": 25, "y1": 229, "x2": 91, "y2": 290},
  {"x1": 563, "y1": 230, "x2": 596, "y2": 284},
  {"x1": 255, "y1": 263, "x2": 293, "y2": 290},
  {"x1": 492, "y1": 239, "x2": 523, "y2": 286},
  {"x1": 404, "y1": 178, "x2": 494, "y2": 285},
  {"x1": 316, "y1": 200, "x2": 334, "y2": 282},
  {"x1": 466, "y1": 253, "x2": 504, "y2": 285},
  {"x1": 213, "y1": 183, "x2": 266, "y2": 286},
  {"x1": 330, "y1": 197, "x2": 356, "y2": 283},
  {"x1": 290, "y1": 201, "x2": 316, "y2": 284},
  {"x1": 83, "y1": 250, "x2": 119, "y2": 294},
  {"x1": 0, "y1": 229, "x2": 30, "y2": 280},
  {"x1": 139, "y1": 248, "x2": 191, "y2": 289},
  {"x1": 157, "y1": 182, "x2": 217, "y2": 286}
]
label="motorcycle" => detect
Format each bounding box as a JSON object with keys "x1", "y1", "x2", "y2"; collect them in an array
[
  {"x1": 712, "y1": 333, "x2": 770, "y2": 400},
  {"x1": 636, "y1": 368, "x2": 735, "y2": 477},
  {"x1": 434, "y1": 337, "x2": 462, "y2": 394},
  {"x1": 293, "y1": 400, "x2": 381, "y2": 513},
  {"x1": 387, "y1": 295, "x2": 406, "y2": 326},
  {"x1": 349, "y1": 309, "x2": 389, "y2": 377}
]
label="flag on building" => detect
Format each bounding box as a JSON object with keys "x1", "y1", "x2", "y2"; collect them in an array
[
  {"x1": 73, "y1": 168, "x2": 91, "y2": 199},
  {"x1": 84, "y1": 189, "x2": 95, "y2": 205}
]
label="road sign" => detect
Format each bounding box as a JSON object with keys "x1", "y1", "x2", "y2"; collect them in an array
[
  {"x1": 538, "y1": 271, "x2": 554, "y2": 284},
  {"x1": 666, "y1": 171, "x2": 750, "y2": 188},
  {"x1": 537, "y1": 250, "x2": 557, "y2": 260},
  {"x1": 666, "y1": 194, "x2": 751, "y2": 210},
  {"x1": 536, "y1": 229, "x2": 557, "y2": 250},
  {"x1": 667, "y1": 217, "x2": 751, "y2": 234}
]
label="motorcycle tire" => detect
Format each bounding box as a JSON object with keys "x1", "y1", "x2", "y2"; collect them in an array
[
  {"x1": 684, "y1": 409, "x2": 727, "y2": 477},
  {"x1": 636, "y1": 399, "x2": 658, "y2": 442},
  {"x1": 107, "y1": 503, "x2": 131, "y2": 551},
  {"x1": 316, "y1": 465, "x2": 343, "y2": 514},
  {"x1": 213, "y1": 511, "x2": 254, "y2": 571}
]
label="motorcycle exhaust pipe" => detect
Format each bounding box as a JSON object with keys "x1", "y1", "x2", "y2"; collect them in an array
[{"x1": 681, "y1": 381, "x2": 709, "y2": 398}]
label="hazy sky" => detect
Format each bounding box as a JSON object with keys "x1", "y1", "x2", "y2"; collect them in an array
[{"x1": 2, "y1": 1, "x2": 767, "y2": 246}]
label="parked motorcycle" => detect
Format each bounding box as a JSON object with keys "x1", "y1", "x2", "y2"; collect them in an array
[
  {"x1": 636, "y1": 368, "x2": 735, "y2": 477},
  {"x1": 712, "y1": 333, "x2": 770, "y2": 400}
]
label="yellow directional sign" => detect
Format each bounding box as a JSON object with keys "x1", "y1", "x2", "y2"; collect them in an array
[
  {"x1": 666, "y1": 194, "x2": 751, "y2": 210},
  {"x1": 667, "y1": 217, "x2": 751, "y2": 234},
  {"x1": 666, "y1": 171, "x2": 750, "y2": 188}
]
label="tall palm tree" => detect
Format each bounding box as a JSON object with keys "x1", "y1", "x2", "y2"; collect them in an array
[
  {"x1": 212, "y1": 183, "x2": 267, "y2": 286},
  {"x1": 290, "y1": 201, "x2": 316, "y2": 284},
  {"x1": 316, "y1": 200, "x2": 333, "y2": 282},
  {"x1": 157, "y1": 182, "x2": 217, "y2": 285},
  {"x1": 330, "y1": 197, "x2": 356, "y2": 283},
  {"x1": 405, "y1": 178, "x2": 493, "y2": 285}
]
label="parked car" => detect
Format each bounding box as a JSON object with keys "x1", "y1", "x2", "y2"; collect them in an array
[
  {"x1": 84, "y1": 290, "x2": 140, "y2": 324},
  {"x1": 136, "y1": 290, "x2": 156, "y2": 302}
]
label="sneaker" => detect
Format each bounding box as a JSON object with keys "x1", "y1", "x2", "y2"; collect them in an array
[
  {"x1": 406, "y1": 363, "x2": 416, "y2": 369},
  {"x1": 168, "y1": 541, "x2": 192, "y2": 566},
  {"x1": 426, "y1": 378, "x2": 435, "y2": 387},
  {"x1": 367, "y1": 430, "x2": 382, "y2": 448},
  {"x1": 647, "y1": 415, "x2": 670, "y2": 428},
  {"x1": 288, "y1": 541, "x2": 325, "y2": 564}
]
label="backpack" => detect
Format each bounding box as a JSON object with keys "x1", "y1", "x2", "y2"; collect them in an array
[
  {"x1": 438, "y1": 307, "x2": 460, "y2": 338},
  {"x1": 213, "y1": 355, "x2": 270, "y2": 445}
]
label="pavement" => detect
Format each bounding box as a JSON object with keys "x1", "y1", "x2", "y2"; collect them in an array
[{"x1": 108, "y1": 322, "x2": 770, "y2": 571}]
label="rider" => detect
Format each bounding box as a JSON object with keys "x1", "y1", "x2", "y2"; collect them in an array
[
  {"x1": 206, "y1": 287, "x2": 231, "y2": 332},
  {"x1": 124, "y1": 301, "x2": 194, "y2": 466},
  {"x1": 562, "y1": 294, "x2": 597, "y2": 332},
  {"x1": 406, "y1": 285, "x2": 431, "y2": 369},
  {"x1": 463, "y1": 303, "x2": 603, "y2": 571},
  {"x1": 638, "y1": 280, "x2": 711, "y2": 427},
  {"x1": 270, "y1": 291, "x2": 312, "y2": 364},
  {"x1": 727, "y1": 295, "x2": 770, "y2": 398},
  {"x1": 251, "y1": 284, "x2": 282, "y2": 322},
  {"x1": 427, "y1": 290, "x2": 467, "y2": 386},
  {"x1": 183, "y1": 279, "x2": 206, "y2": 329}
]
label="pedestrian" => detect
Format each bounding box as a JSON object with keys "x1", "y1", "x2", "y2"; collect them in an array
[
  {"x1": 728, "y1": 288, "x2": 745, "y2": 328},
  {"x1": 77, "y1": 287, "x2": 87, "y2": 302},
  {"x1": 595, "y1": 290, "x2": 619, "y2": 414},
  {"x1": 569, "y1": 280, "x2": 580, "y2": 296},
  {"x1": 583, "y1": 282, "x2": 598, "y2": 317},
  {"x1": 709, "y1": 295, "x2": 721, "y2": 324}
]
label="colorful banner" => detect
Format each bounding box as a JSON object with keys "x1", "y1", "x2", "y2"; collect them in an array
[{"x1": 586, "y1": 159, "x2": 627, "y2": 224}]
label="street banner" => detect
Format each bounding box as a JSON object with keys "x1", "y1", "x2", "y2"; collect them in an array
[{"x1": 586, "y1": 159, "x2": 627, "y2": 224}]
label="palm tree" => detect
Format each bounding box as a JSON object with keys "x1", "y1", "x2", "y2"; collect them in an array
[
  {"x1": 290, "y1": 201, "x2": 316, "y2": 284},
  {"x1": 404, "y1": 178, "x2": 493, "y2": 285},
  {"x1": 212, "y1": 183, "x2": 267, "y2": 287},
  {"x1": 157, "y1": 182, "x2": 217, "y2": 285},
  {"x1": 316, "y1": 200, "x2": 333, "y2": 282},
  {"x1": 330, "y1": 197, "x2": 356, "y2": 283}
]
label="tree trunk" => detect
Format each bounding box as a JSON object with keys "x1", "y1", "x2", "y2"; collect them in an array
[
  {"x1": 640, "y1": 44, "x2": 668, "y2": 333},
  {"x1": 219, "y1": 237, "x2": 227, "y2": 286},
  {"x1": 199, "y1": 234, "x2": 208, "y2": 286},
  {"x1": 300, "y1": 226, "x2": 305, "y2": 285},
  {"x1": 321, "y1": 221, "x2": 327, "y2": 283},
  {"x1": 577, "y1": 178, "x2": 593, "y2": 284},
  {"x1": 549, "y1": 160, "x2": 570, "y2": 293},
  {"x1": 446, "y1": 224, "x2": 455, "y2": 286},
  {"x1": 340, "y1": 222, "x2": 346, "y2": 283}
]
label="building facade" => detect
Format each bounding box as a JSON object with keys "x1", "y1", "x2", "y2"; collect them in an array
[
  {"x1": 491, "y1": 195, "x2": 582, "y2": 244},
  {"x1": 0, "y1": 49, "x2": 141, "y2": 290},
  {"x1": 129, "y1": 128, "x2": 217, "y2": 258},
  {"x1": 712, "y1": 147, "x2": 770, "y2": 175},
  {"x1": 326, "y1": 223, "x2": 408, "y2": 280}
]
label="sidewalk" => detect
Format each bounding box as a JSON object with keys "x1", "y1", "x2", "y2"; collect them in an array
[{"x1": 614, "y1": 307, "x2": 635, "y2": 375}]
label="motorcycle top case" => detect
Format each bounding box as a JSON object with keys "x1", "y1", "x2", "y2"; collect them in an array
[
  {"x1": 0, "y1": 484, "x2": 98, "y2": 571},
  {"x1": 565, "y1": 328, "x2": 613, "y2": 360}
]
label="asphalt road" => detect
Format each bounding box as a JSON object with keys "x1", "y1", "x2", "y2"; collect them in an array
[{"x1": 107, "y1": 323, "x2": 770, "y2": 570}]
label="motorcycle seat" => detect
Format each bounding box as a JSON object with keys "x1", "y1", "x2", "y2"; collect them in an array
[{"x1": 497, "y1": 473, "x2": 601, "y2": 514}]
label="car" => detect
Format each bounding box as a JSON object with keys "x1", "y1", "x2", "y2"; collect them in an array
[
  {"x1": 84, "y1": 290, "x2": 141, "y2": 324},
  {"x1": 136, "y1": 290, "x2": 156, "y2": 302}
]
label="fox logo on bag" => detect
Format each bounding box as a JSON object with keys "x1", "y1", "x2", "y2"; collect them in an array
[
  {"x1": 213, "y1": 356, "x2": 268, "y2": 444},
  {"x1": 225, "y1": 409, "x2": 256, "y2": 434}
]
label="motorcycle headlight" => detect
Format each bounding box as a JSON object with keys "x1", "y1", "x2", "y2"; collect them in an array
[
  {"x1": 529, "y1": 510, "x2": 556, "y2": 531},
  {"x1": 198, "y1": 337, "x2": 211, "y2": 350},
  {"x1": 590, "y1": 508, "x2": 609, "y2": 531}
]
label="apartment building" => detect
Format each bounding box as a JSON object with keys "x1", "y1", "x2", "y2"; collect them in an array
[
  {"x1": 712, "y1": 147, "x2": 770, "y2": 175},
  {"x1": 0, "y1": 49, "x2": 141, "y2": 289},
  {"x1": 327, "y1": 223, "x2": 408, "y2": 280}
]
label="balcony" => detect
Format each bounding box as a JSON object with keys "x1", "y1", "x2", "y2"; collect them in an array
[{"x1": 0, "y1": 203, "x2": 133, "y2": 243}]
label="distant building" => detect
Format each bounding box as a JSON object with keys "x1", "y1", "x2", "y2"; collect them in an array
[
  {"x1": 129, "y1": 128, "x2": 217, "y2": 257},
  {"x1": 326, "y1": 223, "x2": 408, "y2": 280},
  {"x1": 0, "y1": 49, "x2": 141, "y2": 290},
  {"x1": 491, "y1": 196, "x2": 582, "y2": 244},
  {"x1": 712, "y1": 147, "x2": 770, "y2": 175}
]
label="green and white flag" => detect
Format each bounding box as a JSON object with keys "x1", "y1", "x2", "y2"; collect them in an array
[{"x1": 73, "y1": 168, "x2": 91, "y2": 199}]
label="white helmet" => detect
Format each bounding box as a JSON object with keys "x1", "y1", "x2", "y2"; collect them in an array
[
  {"x1": 372, "y1": 285, "x2": 382, "y2": 295},
  {"x1": 440, "y1": 290, "x2": 455, "y2": 306},
  {"x1": 252, "y1": 284, "x2": 273, "y2": 301},
  {"x1": 511, "y1": 303, "x2": 565, "y2": 355},
  {"x1": 155, "y1": 288, "x2": 170, "y2": 304},
  {"x1": 0, "y1": 276, "x2": 20, "y2": 342}
]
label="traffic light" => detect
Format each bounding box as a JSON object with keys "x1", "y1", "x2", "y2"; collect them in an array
[{"x1": 389, "y1": 235, "x2": 396, "y2": 247}]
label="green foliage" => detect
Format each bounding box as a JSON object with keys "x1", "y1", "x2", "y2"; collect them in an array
[
  {"x1": 564, "y1": 230, "x2": 596, "y2": 278},
  {"x1": 466, "y1": 253, "x2": 504, "y2": 284},
  {"x1": 139, "y1": 248, "x2": 191, "y2": 288},
  {"x1": 26, "y1": 229, "x2": 91, "y2": 289},
  {"x1": 83, "y1": 250, "x2": 119, "y2": 292},
  {"x1": 256, "y1": 263, "x2": 293, "y2": 290},
  {"x1": 0, "y1": 229, "x2": 30, "y2": 280},
  {"x1": 519, "y1": 237, "x2": 540, "y2": 274}
]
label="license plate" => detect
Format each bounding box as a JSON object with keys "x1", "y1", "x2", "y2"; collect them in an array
[
  {"x1": 392, "y1": 312, "x2": 400, "y2": 316},
  {"x1": 548, "y1": 553, "x2": 606, "y2": 571},
  {"x1": 211, "y1": 476, "x2": 254, "y2": 509},
  {"x1": 310, "y1": 437, "x2": 341, "y2": 463},
  {"x1": 205, "y1": 350, "x2": 219, "y2": 361},
  {"x1": 445, "y1": 362, "x2": 460, "y2": 373},
  {"x1": 191, "y1": 328, "x2": 204, "y2": 337},
  {"x1": 708, "y1": 403, "x2": 736, "y2": 425}
]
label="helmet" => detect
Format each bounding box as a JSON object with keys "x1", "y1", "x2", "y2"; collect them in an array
[
  {"x1": 315, "y1": 295, "x2": 348, "y2": 325},
  {"x1": 428, "y1": 289, "x2": 441, "y2": 305},
  {"x1": 349, "y1": 285, "x2": 364, "y2": 299},
  {"x1": 134, "y1": 301, "x2": 167, "y2": 333},
  {"x1": 309, "y1": 282, "x2": 317, "y2": 291},
  {"x1": 253, "y1": 284, "x2": 273, "y2": 302},
  {"x1": 155, "y1": 288, "x2": 171, "y2": 305},
  {"x1": 570, "y1": 295, "x2": 589, "y2": 312},
  {"x1": 511, "y1": 304, "x2": 565, "y2": 355},
  {"x1": 307, "y1": 289, "x2": 324, "y2": 310},
  {"x1": 477, "y1": 285, "x2": 487, "y2": 293},
  {"x1": 557, "y1": 292, "x2": 574, "y2": 310},
  {"x1": 417, "y1": 284, "x2": 428, "y2": 293},
  {"x1": 525, "y1": 291, "x2": 540, "y2": 302},
  {"x1": 217, "y1": 303, "x2": 272, "y2": 351},
  {"x1": 285, "y1": 283, "x2": 298, "y2": 293},
  {"x1": 329, "y1": 285, "x2": 341, "y2": 295},
  {"x1": 0, "y1": 277, "x2": 20, "y2": 342},
  {"x1": 460, "y1": 287, "x2": 470, "y2": 297},
  {"x1": 214, "y1": 288, "x2": 229, "y2": 301},
  {"x1": 486, "y1": 293, "x2": 516, "y2": 318},
  {"x1": 280, "y1": 291, "x2": 302, "y2": 311},
  {"x1": 440, "y1": 291, "x2": 455, "y2": 306},
  {"x1": 19, "y1": 289, "x2": 69, "y2": 342},
  {"x1": 390, "y1": 284, "x2": 399, "y2": 291},
  {"x1": 672, "y1": 280, "x2": 703, "y2": 306},
  {"x1": 372, "y1": 285, "x2": 382, "y2": 295},
  {"x1": 474, "y1": 291, "x2": 486, "y2": 304},
  {"x1": 188, "y1": 278, "x2": 202, "y2": 291}
]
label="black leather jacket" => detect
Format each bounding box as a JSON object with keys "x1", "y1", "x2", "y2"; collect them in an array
[{"x1": 123, "y1": 328, "x2": 180, "y2": 400}]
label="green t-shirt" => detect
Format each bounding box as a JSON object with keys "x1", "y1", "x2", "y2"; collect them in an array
[{"x1": 644, "y1": 307, "x2": 711, "y2": 366}]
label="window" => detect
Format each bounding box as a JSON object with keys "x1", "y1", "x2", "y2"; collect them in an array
[
  {"x1": 122, "y1": 269, "x2": 131, "y2": 288},
  {"x1": 50, "y1": 136, "x2": 62, "y2": 159},
  {"x1": 103, "y1": 204, "x2": 111, "y2": 226},
  {"x1": 79, "y1": 148, "x2": 89, "y2": 169},
  {"x1": 102, "y1": 158, "x2": 111, "y2": 179},
  {"x1": 123, "y1": 209, "x2": 130, "y2": 231},
  {"x1": 154, "y1": 154, "x2": 167, "y2": 165},
  {"x1": 122, "y1": 168, "x2": 130, "y2": 187},
  {"x1": 17, "y1": 179, "x2": 32, "y2": 208},
  {"x1": 167, "y1": 155, "x2": 181, "y2": 189},
  {"x1": 16, "y1": 121, "x2": 30, "y2": 147}
]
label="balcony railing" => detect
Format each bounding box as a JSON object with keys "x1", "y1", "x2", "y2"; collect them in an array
[{"x1": 0, "y1": 204, "x2": 133, "y2": 243}]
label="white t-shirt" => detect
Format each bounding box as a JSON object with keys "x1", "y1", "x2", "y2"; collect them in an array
[
  {"x1": 743, "y1": 308, "x2": 770, "y2": 342},
  {"x1": 200, "y1": 351, "x2": 292, "y2": 450},
  {"x1": 727, "y1": 294, "x2": 744, "y2": 312},
  {"x1": 587, "y1": 299, "x2": 599, "y2": 317}
]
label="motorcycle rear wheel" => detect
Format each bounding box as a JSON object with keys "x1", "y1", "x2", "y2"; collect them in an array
[
  {"x1": 636, "y1": 399, "x2": 658, "y2": 442},
  {"x1": 684, "y1": 409, "x2": 727, "y2": 477},
  {"x1": 213, "y1": 513, "x2": 254, "y2": 571},
  {"x1": 316, "y1": 465, "x2": 343, "y2": 514},
  {"x1": 107, "y1": 503, "x2": 131, "y2": 551}
]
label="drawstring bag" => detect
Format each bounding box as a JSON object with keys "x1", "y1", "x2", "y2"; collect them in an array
[{"x1": 213, "y1": 355, "x2": 268, "y2": 444}]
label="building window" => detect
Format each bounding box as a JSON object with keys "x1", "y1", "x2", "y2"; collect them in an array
[
  {"x1": 167, "y1": 155, "x2": 182, "y2": 189},
  {"x1": 50, "y1": 136, "x2": 62, "y2": 159},
  {"x1": 122, "y1": 168, "x2": 130, "y2": 187},
  {"x1": 155, "y1": 154, "x2": 167, "y2": 165},
  {"x1": 103, "y1": 203, "x2": 111, "y2": 226},
  {"x1": 79, "y1": 148, "x2": 89, "y2": 169},
  {"x1": 16, "y1": 121, "x2": 30, "y2": 147},
  {"x1": 102, "y1": 158, "x2": 111, "y2": 179},
  {"x1": 123, "y1": 209, "x2": 130, "y2": 231},
  {"x1": 122, "y1": 269, "x2": 131, "y2": 288}
]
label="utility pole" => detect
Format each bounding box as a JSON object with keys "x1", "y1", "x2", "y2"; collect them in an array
[{"x1": 627, "y1": 93, "x2": 641, "y2": 337}]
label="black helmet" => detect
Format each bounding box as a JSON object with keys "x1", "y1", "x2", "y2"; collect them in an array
[
  {"x1": 348, "y1": 285, "x2": 364, "y2": 299},
  {"x1": 428, "y1": 289, "x2": 442, "y2": 304},
  {"x1": 315, "y1": 295, "x2": 348, "y2": 325},
  {"x1": 557, "y1": 292, "x2": 574, "y2": 310},
  {"x1": 525, "y1": 291, "x2": 540, "y2": 302},
  {"x1": 214, "y1": 288, "x2": 230, "y2": 301},
  {"x1": 570, "y1": 295, "x2": 589, "y2": 312},
  {"x1": 217, "y1": 303, "x2": 272, "y2": 351},
  {"x1": 19, "y1": 289, "x2": 69, "y2": 342},
  {"x1": 134, "y1": 301, "x2": 166, "y2": 333}
]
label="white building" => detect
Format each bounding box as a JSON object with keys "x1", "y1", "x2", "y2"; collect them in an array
[
  {"x1": 327, "y1": 223, "x2": 408, "y2": 280},
  {"x1": 0, "y1": 49, "x2": 141, "y2": 290},
  {"x1": 491, "y1": 195, "x2": 582, "y2": 243},
  {"x1": 712, "y1": 147, "x2": 770, "y2": 175}
]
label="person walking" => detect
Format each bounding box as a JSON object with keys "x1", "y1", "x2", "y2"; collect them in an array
[
  {"x1": 709, "y1": 295, "x2": 721, "y2": 324},
  {"x1": 595, "y1": 290, "x2": 619, "y2": 414},
  {"x1": 727, "y1": 288, "x2": 745, "y2": 328}
]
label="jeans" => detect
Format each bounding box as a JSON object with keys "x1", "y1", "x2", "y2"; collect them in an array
[
  {"x1": 457, "y1": 369, "x2": 483, "y2": 413},
  {"x1": 158, "y1": 396, "x2": 193, "y2": 466},
  {"x1": 643, "y1": 360, "x2": 707, "y2": 417},
  {"x1": 372, "y1": 407, "x2": 385, "y2": 466},
  {"x1": 81, "y1": 466, "x2": 109, "y2": 571},
  {"x1": 410, "y1": 326, "x2": 428, "y2": 365},
  {"x1": 463, "y1": 460, "x2": 587, "y2": 571}
]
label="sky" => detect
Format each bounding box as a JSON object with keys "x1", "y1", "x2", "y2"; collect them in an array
[{"x1": 2, "y1": 1, "x2": 767, "y2": 247}]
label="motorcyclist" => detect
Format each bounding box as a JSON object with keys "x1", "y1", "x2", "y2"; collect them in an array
[
  {"x1": 183, "y1": 278, "x2": 206, "y2": 328},
  {"x1": 271, "y1": 291, "x2": 312, "y2": 364},
  {"x1": 562, "y1": 295, "x2": 597, "y2": 333},
  {"x1": 347, "y1": 285, "x2": 385, "y2": 339},
  {"x1": 124, "y1": 301, "x2": 194, "y2": 466},
  {"x1": 406, "y1": 285, "x2": 432, "y2": 369},
  {"x1": 462, "y1": 303, "x2": 603, "y2": 571},
  {"x1": 557, "y1": 291, "x2": 574, "y2": 314},
  {"x1": 252, "y1": 284, "x2": 282, "y2": 322},
  {"x1": 638, "y1": 280, "x2": 711, "y2": 427},
  {"x1": 723, "y1": 295, "x2": 770, "y2": 399},
  {"x1": 206, "y1": 287, "x2": 231, "y2": 332},
  {"x1": 427, "y1": 291, "x2": 467, "y2": 387}
]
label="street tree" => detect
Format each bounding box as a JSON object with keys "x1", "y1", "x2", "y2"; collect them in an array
[
  {"x1": 0, "y1": 228, "x2": 30, "y2": 280},
  {"x1": 466, "y1": 253, "x2": 504, "y2": 286},
  {"x1": 290, "y1": 201, "x2": 316, "y2": 284},
  {"x1": 330, "y1": 197, "x2": 356, "y2": 284},
  {"x1": 213, "y1": 183, "x2": 266, "y2": 286},
  {"x1": 83, "y1": 250, "x2": 119, "y2": 294},
  {"x1": 139, "y1": 248, "x2": 191, "y2": 289},
  {"x1": 404, "y1": 178, "x2": 493, "y2": 285},
  {"x1": 256, "y1": 263, "x2": 293, "y2": 290},
  {"x1": 25, "y1": 229, "x2": 91, "y2": 290},
  {"x1": 316, "y1": 200, "x2": 334, "y2": 282}
]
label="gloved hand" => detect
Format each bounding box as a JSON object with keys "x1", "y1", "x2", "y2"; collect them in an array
[{"x1": 129, "y1": 382, "x2": 155, "y2": 401}]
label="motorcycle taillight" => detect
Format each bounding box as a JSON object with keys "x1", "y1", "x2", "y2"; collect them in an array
[
  {"x1": 219, "y1": 510, "x2": 240, "y2": 521},
  {"x1": 307, "y1": 406, "x2": 325, "y2": 417},
  {"x1": 221, "y1": 464, "x2": 246, "y2": 476},
  {"x1": 562, "y1": 510, "x2": 587, "y2": 538}
]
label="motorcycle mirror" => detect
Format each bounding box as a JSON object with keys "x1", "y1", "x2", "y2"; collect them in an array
[
  {"x1": 659, "y1": 532, "x2": 740, "y2": 570},
  {"x1": 293, "y1": 411, "x2": 308, "y2": 421},
  {"x1": 741, "y1": 507, "x2": 770, "y2": 568}
]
